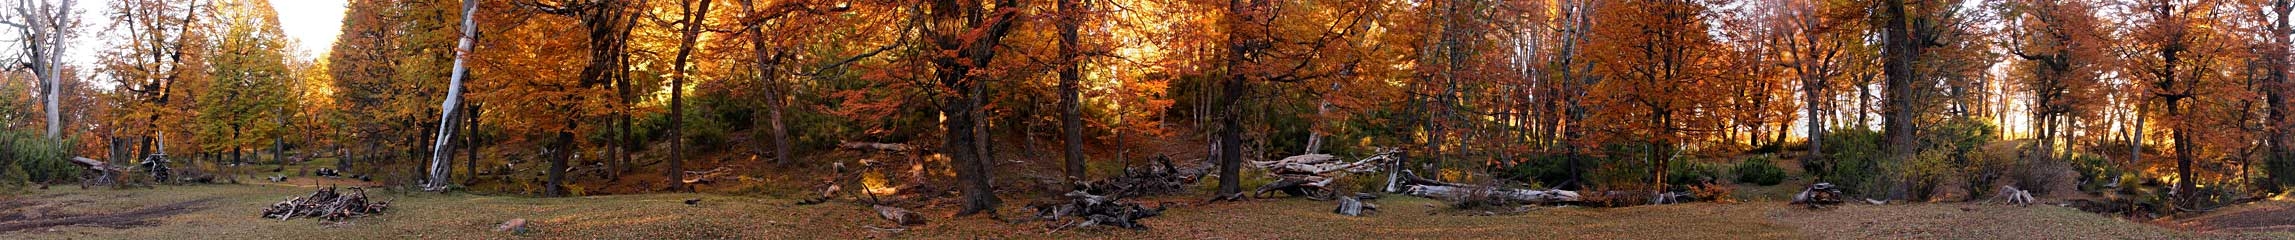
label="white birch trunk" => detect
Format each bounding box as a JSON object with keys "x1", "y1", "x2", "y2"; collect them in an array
[{"x1": 425, "y1": 0, "x2": 479, "y2": 192}]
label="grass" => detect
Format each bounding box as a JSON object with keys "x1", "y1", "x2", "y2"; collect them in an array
[{"x1": 6, "y1": 183, "x2": 2286, "y2": 239}]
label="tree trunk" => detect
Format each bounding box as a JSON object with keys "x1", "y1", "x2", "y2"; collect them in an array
[
  {"x1": 738, "y1": 0, "x2": 792, "y2": 166},
  {"x1": 465, "y1": 103, "x2": 481, "y2": 185},
  {"x1": 666, "y1": 0, "x2": 715, "y2": 192},
  {"x1": 423, "y1": 0, "x2": 479, "y2": 192},
  {"x1": 1058, "y1": 0, "x2": 1087, "y2": 182},
  {"x1": 547, "y1": 129, "x2": 573, "y2": 197},
  {"x1": 1880, "y1": 0, "x2": 1920, "y2": 163},
  {"x1": 927, "y1": 0, "x2": 1018, "y2": 216}
]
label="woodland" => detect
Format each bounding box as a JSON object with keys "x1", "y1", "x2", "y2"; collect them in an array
[{"x1": 3, "y1": 0, "x2": 2295, "y2": 237}]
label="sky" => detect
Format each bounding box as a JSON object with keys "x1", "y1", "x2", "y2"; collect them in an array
[{"x1": 66, "y1": 0, "x2": 347, "y2": 67}]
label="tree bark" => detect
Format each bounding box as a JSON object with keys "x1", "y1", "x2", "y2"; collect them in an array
[
  {"x1": 1058, "y1": 0, "x2": 1087, "y2": 182},
  {"x1": 423, "y1": 0, "x2": 479, "y2": 192},
  {"x1": 927, "y1": 0, "x2": 1018, "y2": 216},
  {"x1": 1880, "y1": 0, "x2": 1921, "y2": 164},
  {"x1": 667, "y1": 0, "x2": 715, "y2": 192}
]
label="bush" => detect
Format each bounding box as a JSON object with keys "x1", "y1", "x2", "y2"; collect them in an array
[
  {"x1": 1, "y1": 130, "x2": 77, "y2": 185},
  {"x1": 1666, "y1": 160, "x2": 1726, "y2": 187},
  {"x1": 1733, "y1": 156, "x2": 1787, "y2": 186},
  {"x1": 1898, "y1": 150, "x2": 1955, "y2": 201},
  {"x1": 1500, "y1": 153, "x2": 1587, "y2": 189},
  {"x1": 1820, "y1": 128, "x2": 1886, "y2": 197}
]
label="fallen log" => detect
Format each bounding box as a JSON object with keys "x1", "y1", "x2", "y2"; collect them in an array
[
  {"x1": 874, "y1": 205, "x2": 926, "y2": 226},
  {"x1": 1997, "y1": 186, "x2": 2036, "y2": 206},
  {"x1": 1033, "y1": 190, "x2": 1166, "y2": 230},
  {"x1": 1789, "y1": 182, "x2": 1844, "y2": 209},
  {"x1": 1402, "y1": 185, "x2": 1580, "y2": 204},
  {"x1": 1247, "y1": 149, "x2": 1400, "y2": 200},
  {"x1": 839, "y1": 141, "x2": 914, "y2": 152},
  {"x1": 1333, "y1": 195, "x2": 1379, "y2": 216}
]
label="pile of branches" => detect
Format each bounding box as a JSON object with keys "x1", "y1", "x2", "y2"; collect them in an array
[
  {"x1": 1077, "y1": 155, "x2": 1203, "y2": 198},
  {"x1": 260, "y1": 186, "x2": 390, "y2": 222},
  {"x1": 1030, "y1": 189, "x2": 1168, "y2": 230},
  {"x1": 1245, "y1": 148, "x2": 1399, "y2": 200}
]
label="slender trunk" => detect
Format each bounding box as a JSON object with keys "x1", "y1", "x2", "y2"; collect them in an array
[
  {"x1": 1058, "y1": 0, "x2": 1087, "y2": 182},
  {"x1": 465, "y1": 103, "x2": 481, "y2": 185},
  {"x1": 423, "y1": 0, "x2": 479, "y2": 191},
  {"x1": 666, "y1": 0, "x2": 714, "y2": 192}
]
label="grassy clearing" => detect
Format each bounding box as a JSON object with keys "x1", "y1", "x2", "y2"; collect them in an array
[{"x1": 0, "y1": 184, "x2": 2285, "y2": 239}]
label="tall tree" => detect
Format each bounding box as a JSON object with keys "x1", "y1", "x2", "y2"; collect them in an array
[
  {"x1": 663, "y1": 0, "x2": 712, "y2": 192},
  {"x1": 1584, "y1": 0, "x2": 1725, "y2": 202},
  {"x1": 2, "y1": 0, "x2": 77, "y2": 139},
  {"x1": 422, "y1": 0, "x2": 479, "y2": 192},
  {"x1": 924, "y1": 0, "x2": 1020, "y2": 215},
  {"x1": 1056, "y1": 0, "x2": 1086, "y2": 184}
]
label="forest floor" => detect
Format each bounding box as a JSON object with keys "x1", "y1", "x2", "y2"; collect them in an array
[{"x1": 3, "y1": 183, "x2": 2292, "y2": 239}]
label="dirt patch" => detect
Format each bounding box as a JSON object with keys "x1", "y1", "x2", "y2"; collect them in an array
[
  {"x1": 0, "y1": 197, "x2": 218, "y2": 232},
  {"x1": 2176, "y1": 201, "x2": 2295, "y2": 233}
]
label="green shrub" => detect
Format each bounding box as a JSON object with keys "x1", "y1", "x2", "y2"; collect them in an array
[
  {"x1": 1666, "y1": 160, "x2": 1726, "y2": 187},
  {"x1": 1, "y1": 130, "x2": 77, "y2": 185},
  {"x1": 1500, "y1": 153, "x2": 1583, "y2": 188},
  {"x1": 1733, "y1": 156, "x2": 1787, "y2": 186},
  {"x1": 1899, "y1": 150, "x2": 1955, "y2": 201},
  {"x1": 1821, "y1": 128, "x2": 1887, "y2": 197}
]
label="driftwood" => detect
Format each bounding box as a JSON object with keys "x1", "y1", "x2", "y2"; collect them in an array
[
  {"x1": 873, "y1": 205, "x2": 926, "y2": 226},
  {"x1": 682, "y1": 166, "x2": 735, "y2": 185},
  {"x1": 1032, "y1": 190, "x2": 1167, "y2": 230},
  {"x1": 260, "y1": 186, "x2": 390, "y2": 222},
  {"x1": 839, "y1": 141, "x2": 914, "y2": 153},
  {"x1": 1790, "y1": 182, "x2": 1845, "y2": 209},
  {"x1": 1248, "y1": 148, "x2": 1401, "y2": 200},
  {"x1": 1333, "y1": 194, "x2": 1379, "y2": 216},
  {"x1": 1387, "y1": 169, "x2": 1580, "y2": 205},
  {"x1": 1403, "y1": 185, "x2": 1581, "y2": 204},
  {"x1": 1996, "y1": 186, "x2": 2036, "y2": 206}
]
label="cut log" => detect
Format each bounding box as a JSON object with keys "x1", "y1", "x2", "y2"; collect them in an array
[{"x1": 1333, "y1": 196, "x2": 1378, "y2": 216}]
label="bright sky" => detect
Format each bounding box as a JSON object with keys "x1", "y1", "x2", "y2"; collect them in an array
[{"x1": 66, "y1": 0, "x2": 346, "y2": 67}]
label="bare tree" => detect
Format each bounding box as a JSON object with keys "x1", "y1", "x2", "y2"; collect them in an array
[{"x1": 2, "y1": 0, "x2": 77, "y2": 139}]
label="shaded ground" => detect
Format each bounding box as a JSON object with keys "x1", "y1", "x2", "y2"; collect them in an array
[
  {"x1": 2, "y1": 184, "x2": 2286, "y2": 239},
  {"x1": 0, "y1": 196, "x2": 216, "y2": 233},
  {"x1": 2175, "y1": 200, "x2": 2295, "y2": 235}
]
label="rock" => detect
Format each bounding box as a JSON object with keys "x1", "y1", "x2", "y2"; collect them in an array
[{"x1": 495, "y1": 218, "x2": 529, "y2": 234}]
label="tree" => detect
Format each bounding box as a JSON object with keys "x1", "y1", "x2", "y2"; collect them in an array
[
  {"x1": 2122, "y1": 0, "x2": 2233, "y2": 205},
  {"x1": 423, "y1": 0, "x2": 479, "y2": 192},
  {"x1": 663, "y1": 0, "x2": 712, "y2": 192},
  {"x1": 2001, "y1": 0, "x2": 2109, "y2": 164},
  {"x1": 97, "y1": 0, "x2": 208, "y2": 164},
  {"x1": 198, "y1": 0, "x2": 296, "y2": 184},
  {"x1": 2, "y1": 0, "x2": 77, "y2": 139},
  {"x1": 922, "y1": 0, "x2": 1020, "y2": 216},
  {"x1": 1057, "y1": 0, "x2": 1087, "y2": 184},
  {"x1": 1584, "y1": 0, "x2": 1726, "y2": 201}
]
